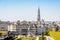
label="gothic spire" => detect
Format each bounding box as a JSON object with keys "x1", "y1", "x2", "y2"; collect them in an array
[{"x1": 37, "y1": 7, "x2": 40, "y2": 22}]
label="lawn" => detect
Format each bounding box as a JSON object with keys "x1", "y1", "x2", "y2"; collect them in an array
[{"x1": 49, "y1": 31, "x2": 60, "y2": 40}]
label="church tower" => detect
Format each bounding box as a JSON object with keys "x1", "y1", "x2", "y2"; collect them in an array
[
  {"x1": 37, "y1": 7, "x2": 40, "y2": 23},
  {"x1": 37, "y1": 7, "x2": 41, "y2": 27}
]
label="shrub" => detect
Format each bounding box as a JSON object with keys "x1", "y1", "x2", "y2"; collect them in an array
[{"x1": 39, "y1": 37, "x2": 46, "y2": 40}]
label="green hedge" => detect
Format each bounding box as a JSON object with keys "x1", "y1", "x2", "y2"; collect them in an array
[{"x1": 17, "y1": 37, "x2": 36, "y2": 40}]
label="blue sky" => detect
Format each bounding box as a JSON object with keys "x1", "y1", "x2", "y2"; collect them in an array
[{"x1": 0, "y1": 0, "x2": 60, "y2": 21}]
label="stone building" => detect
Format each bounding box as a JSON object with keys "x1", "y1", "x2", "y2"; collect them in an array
[
  {"x1": 0, "y1": 21, "x2": 10, "y2": 31},
  {"x1": 8, "y1": 22, "x2": 17, "y2": 32},
  {"x1": 16, "y1": 21, "x2": 36, "y2": 36}
]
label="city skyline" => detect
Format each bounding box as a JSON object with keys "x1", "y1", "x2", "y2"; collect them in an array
[{"x1": 0, "y1": 0, "x2": 60, "y2": 22}]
